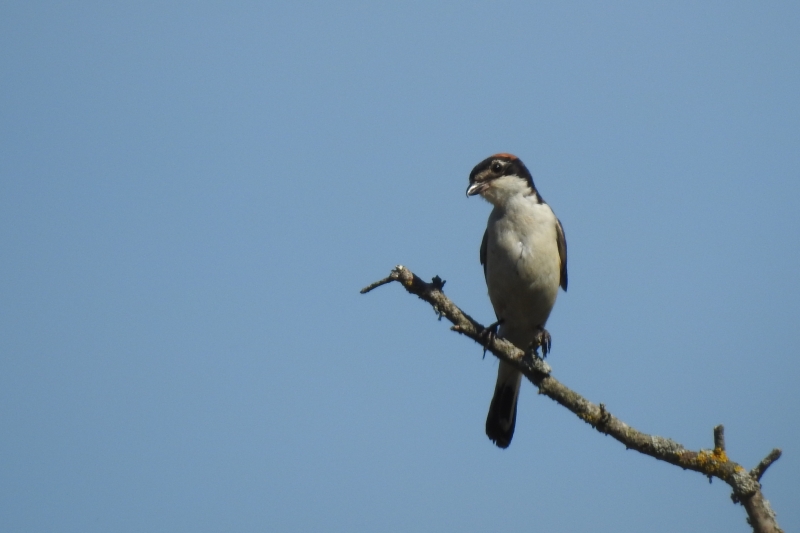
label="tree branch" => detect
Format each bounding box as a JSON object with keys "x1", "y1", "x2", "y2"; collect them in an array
[
  {"x1": 362, "y1": 265, "x2": 784, "y2": 533},
  {"x1": 714, "y1": 424, "x2": 726, "y2": 452},
  {"x1": 751, "y1": 449, "x2": 782, "y2": 483}
]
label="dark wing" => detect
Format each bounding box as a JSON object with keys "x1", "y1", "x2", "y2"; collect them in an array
[
  {"x1": 556, "y1": 218, "x2": 568, "y2": 291},
  {"x1": 480, "y1": 229, "x2": 488, "y2": 280}
]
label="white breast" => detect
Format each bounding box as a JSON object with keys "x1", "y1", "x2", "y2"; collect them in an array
[{"x1": 485, "y1": 196, "x2": 561, "y2": 348}]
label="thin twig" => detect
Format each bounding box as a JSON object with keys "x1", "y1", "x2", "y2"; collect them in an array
[
  {"x1": 751, "y1": 449, "x2": 782, "y2": 482},
  {"x1": 360, "y1": 272, "x2": 399, "y2": 294},
  {"x1": 714, "y1": 425, "x2": 726, "y2": 451}
]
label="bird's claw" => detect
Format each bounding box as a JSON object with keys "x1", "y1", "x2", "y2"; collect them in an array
[
  {"x1": 479, "y1": 319, "x2": 504, "y2": 359},
  {"x1": 529, "y1": 328, "x2": 552, "y2": 358}
]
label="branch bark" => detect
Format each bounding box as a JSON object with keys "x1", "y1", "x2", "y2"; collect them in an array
[{"x1": 362, "y1": 265, "x2": 784, "y2": 533}]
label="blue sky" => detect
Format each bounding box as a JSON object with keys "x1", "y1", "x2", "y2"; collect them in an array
[{"x1": 1, "y1": 2, "x2": 798, "y2": 532}]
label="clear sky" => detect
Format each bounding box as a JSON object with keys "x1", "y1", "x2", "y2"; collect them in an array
[{"x1": 1, "y1": 2, "x2": 798, "y2": 532}]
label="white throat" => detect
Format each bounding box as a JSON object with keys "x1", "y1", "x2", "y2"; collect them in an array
[{"x1": 480, "y1": 175, "x2": 536, "y2": 207}]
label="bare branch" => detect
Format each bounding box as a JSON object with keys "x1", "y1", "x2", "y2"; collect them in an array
[
  {"x1": 362, "y1": 265, "x2": 784, "y2": 533},
  {"x1": 360, "y1": 273, "x2": 398, "y2": 294},
  {"x1": 751, "y1": 449, "x2": 782, "y2": 482},
  {"x1": 714, "y1": 425, "x2": 726, "y2": 451},
  {"x1": 741, "y1": 490, "x2": 783, "y2": 533}
]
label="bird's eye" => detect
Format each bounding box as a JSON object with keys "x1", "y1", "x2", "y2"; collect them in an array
[{"x1": 491, "y1": 161, "x2": 503, "y2": 173}]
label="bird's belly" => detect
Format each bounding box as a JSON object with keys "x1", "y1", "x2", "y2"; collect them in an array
[{"x1": 486, "y1": 232, "x2": 560, "y2": 344}]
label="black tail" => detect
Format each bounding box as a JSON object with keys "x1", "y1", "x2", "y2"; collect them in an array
[{"x1": 485, "y1": 362, "x2": 522, "y2": 449}]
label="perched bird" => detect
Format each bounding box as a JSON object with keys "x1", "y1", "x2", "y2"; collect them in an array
[{"x1": 467, "y1": 153, "x2": 567, "y2": 449}]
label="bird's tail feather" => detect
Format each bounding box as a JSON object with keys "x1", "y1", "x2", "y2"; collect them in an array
[{"x1": 485, "y1": 361, "x2": 522, "y2": 449}]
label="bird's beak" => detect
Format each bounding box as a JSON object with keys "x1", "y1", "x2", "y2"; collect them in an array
[{"x1": 466, "y1": 182, "x2": 486, "y2": 197}]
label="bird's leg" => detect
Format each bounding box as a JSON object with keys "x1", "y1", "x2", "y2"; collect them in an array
[
  {"x1": 528, "y1": 327, "x2": 552, "y2": 358},
  {"x1": 479, "y1": 318, "x2": 504, "y2": 359}
]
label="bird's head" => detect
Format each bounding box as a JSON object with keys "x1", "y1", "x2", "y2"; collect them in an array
[{"x1": 466, "y1": 153, "x2": 538, "y2": 206}]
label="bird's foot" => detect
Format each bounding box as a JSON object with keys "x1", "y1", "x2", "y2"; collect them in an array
[
  {"x1": 528, "y1": 327, "x2": 552, "y2": 358},
  {"x1": 479, "y1": 319, "x2": 504, "y2": 359}
]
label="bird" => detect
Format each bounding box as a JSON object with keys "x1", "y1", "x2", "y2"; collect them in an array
[{"x1": 467, "y1": 153, "x2": 567, "y2": 449}]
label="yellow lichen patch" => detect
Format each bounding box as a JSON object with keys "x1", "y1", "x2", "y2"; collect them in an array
[
  {"x1": 695, "y1": 448, "x2": 732, "y2": 476},
  {"x1": 712, "y1": 447, "x2": 729, "y2": 463}
]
